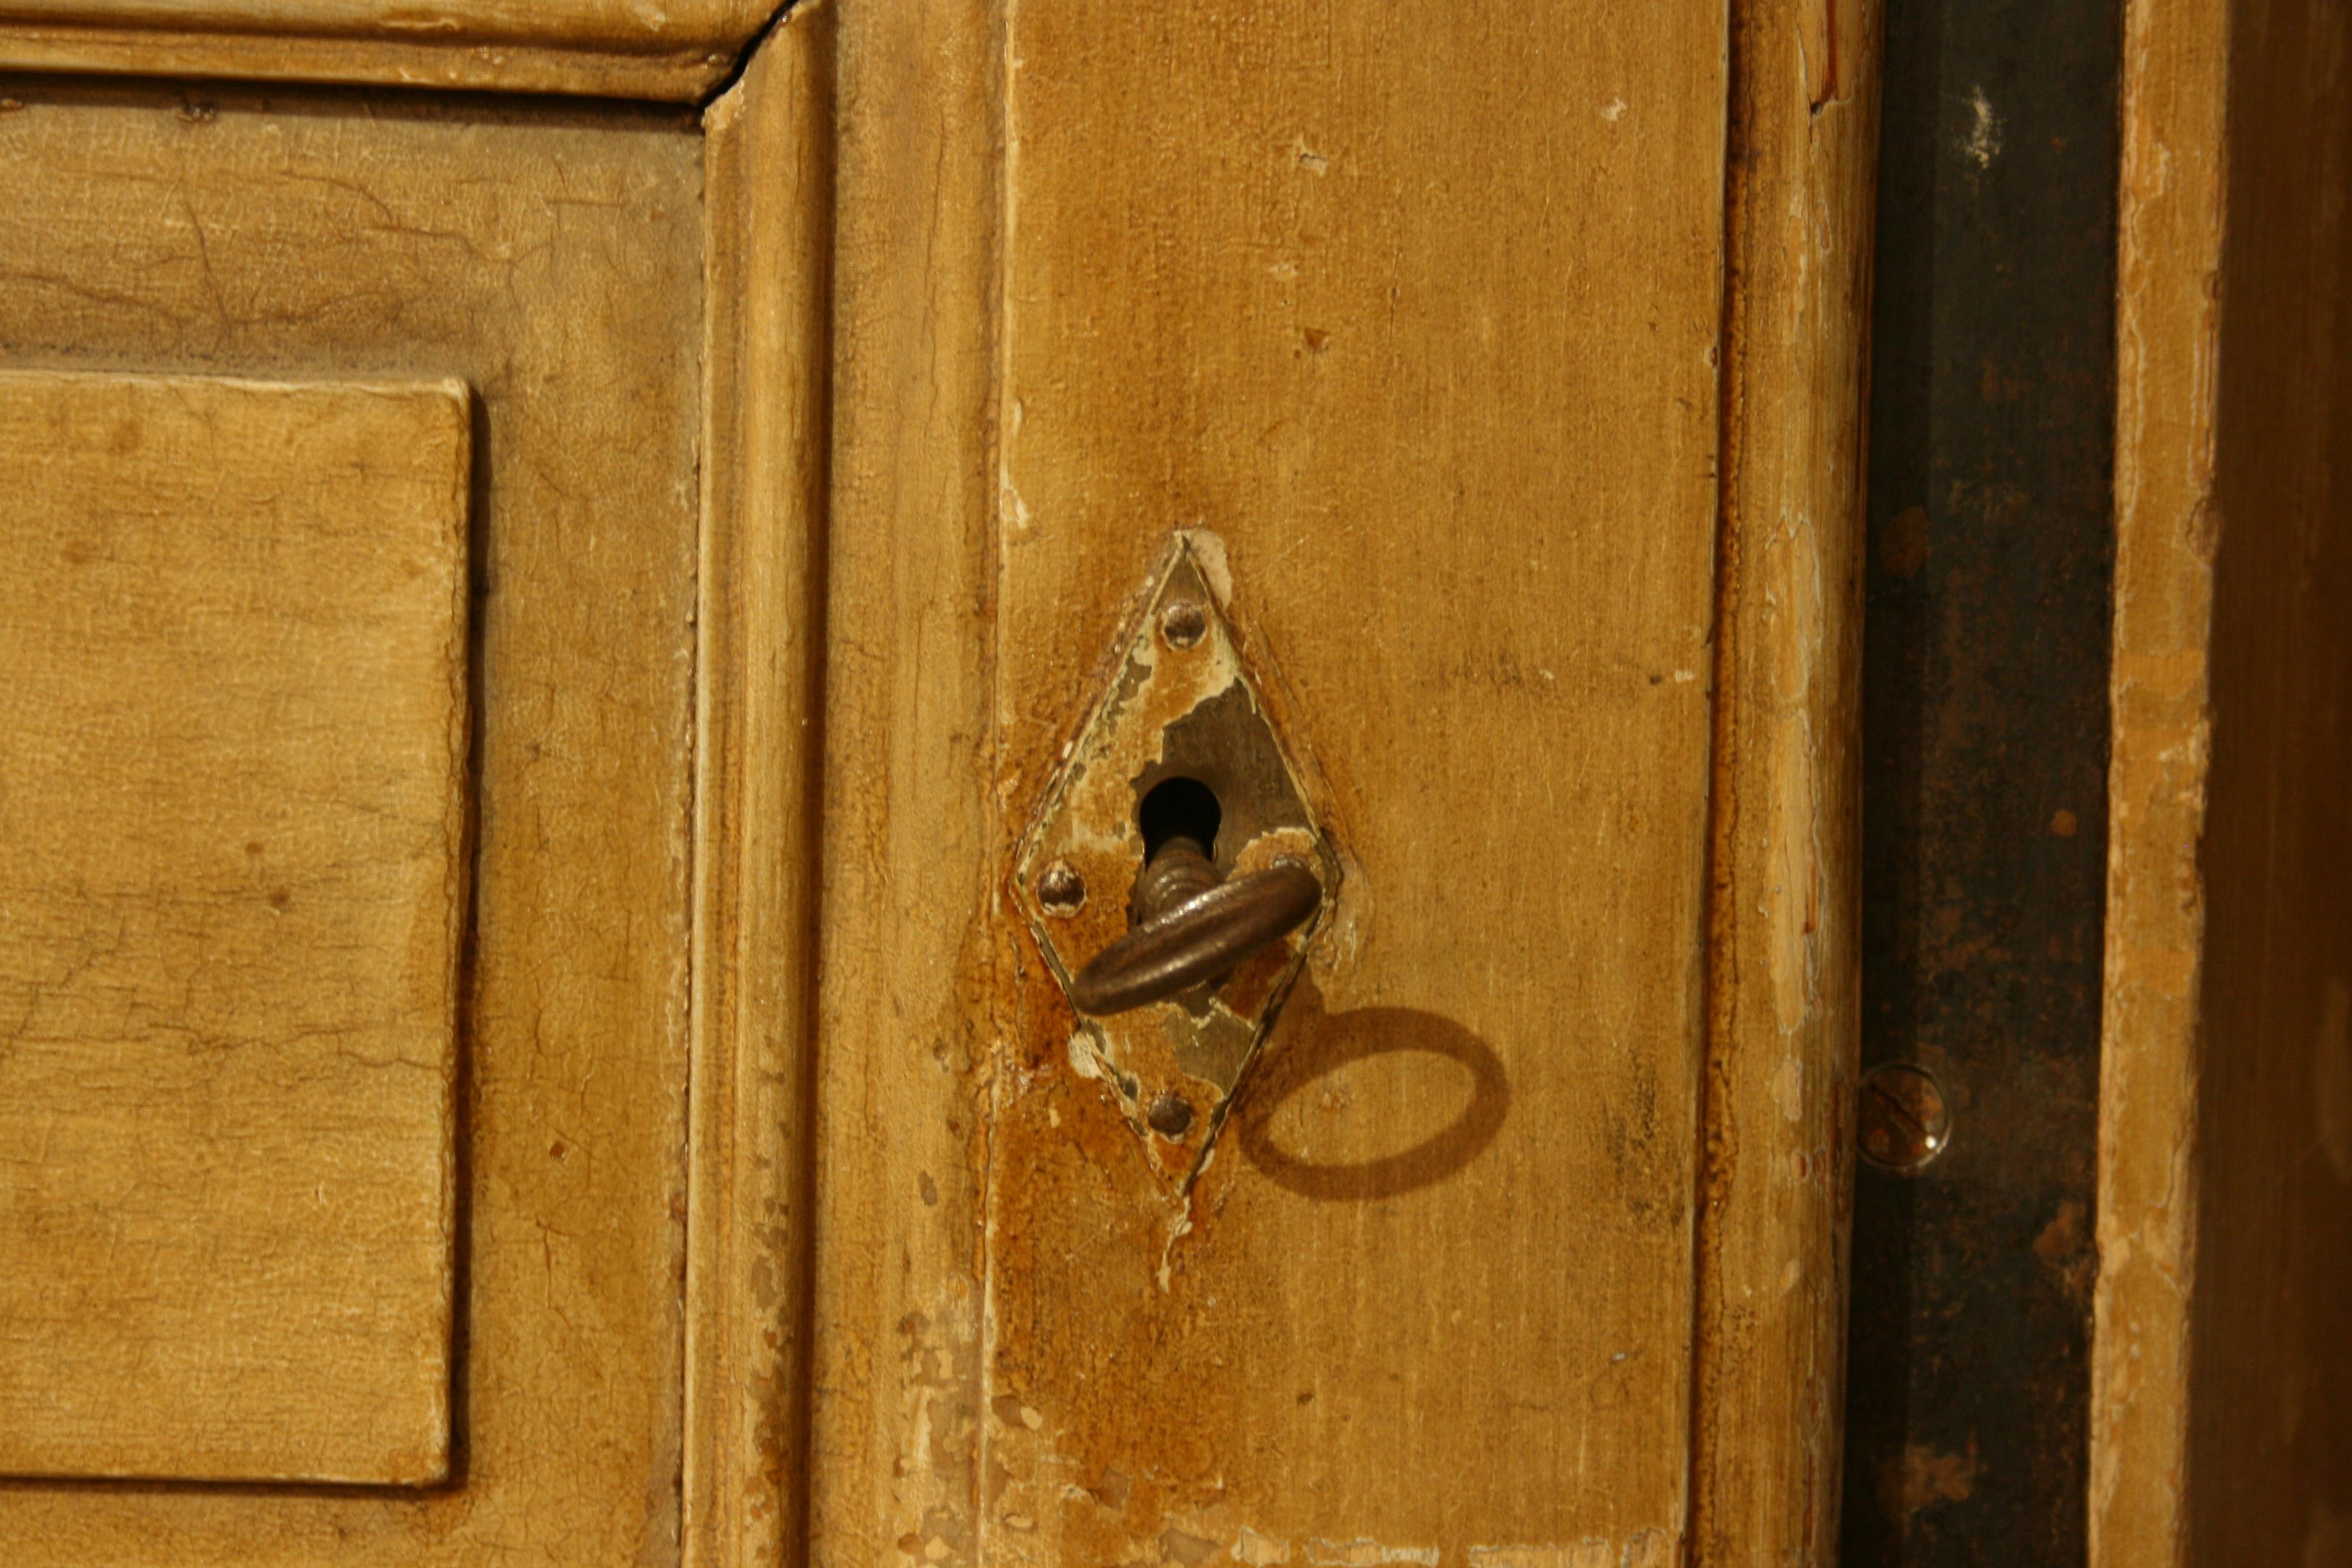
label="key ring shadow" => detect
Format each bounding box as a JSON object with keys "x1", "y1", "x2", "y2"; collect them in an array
[{"x1": 1231, "y1": 978, "x2": 1509, "y2": 1201}]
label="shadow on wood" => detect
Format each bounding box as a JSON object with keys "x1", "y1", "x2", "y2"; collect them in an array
[{"x1": 1232, "y1": 979, "x2": 1509, "y2": 1203}]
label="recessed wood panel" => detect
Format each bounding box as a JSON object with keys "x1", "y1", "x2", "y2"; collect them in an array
[
  {"x1": 0, "y1": 85, "x2": 704, "y2": 1566},
  {"x1": 0, "y1": 370, "x2": 469, "y2": 1485}
]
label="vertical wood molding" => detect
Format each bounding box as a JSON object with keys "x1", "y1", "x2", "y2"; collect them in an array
[
  {"x1": 1691, "y1": 1, "x2": 1882, "y2": 1562},
  {"x1": 2091, "y1": 1, "x2": 2229, "y2": 1563},
  {"x1": 690, "y1": 11, "x2": 836, "y2": 1566},
  {"x1": 805, "y1": 1, "x2": 1004, "y2": 1564}
]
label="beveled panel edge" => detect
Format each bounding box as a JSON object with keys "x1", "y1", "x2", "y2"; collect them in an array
[{"x1": 0, "y1": 2, "x2": 786, "y2": 100}]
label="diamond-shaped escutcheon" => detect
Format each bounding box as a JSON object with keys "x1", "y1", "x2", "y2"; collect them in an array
[{"x1": 1013, "y1": 538, "x2": 1337, "y2": 1191}]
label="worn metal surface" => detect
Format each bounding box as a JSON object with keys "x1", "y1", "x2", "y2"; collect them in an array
[
  {"x1": 1843, "y1": 0, "x2": 2119, "y2": 1561},
  {"x1": 1012, "y1": 538, "x2": 1334, "y2": 1191},
  {"x1": 1069, "y1": 848, "x2": 1322, "y2": 1017}
]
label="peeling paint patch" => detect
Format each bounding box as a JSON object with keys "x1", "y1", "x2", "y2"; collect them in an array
[
  {"x1": 1307, "y1": 1540, "x2": 1439, "y2": 1567},
  {"x1": 1470, "y1": 1538, "x2": 1670, "y2": 1568},
  {"x1": 1235, "y1": 1526, "x2": 1293, "y2": 1566},
  {"x1": 1148, "y1": 1526, "x2": 1217, "y2": 1566},
  {"x1": 1961, "y1": 86, "x2": 2004, "y2": 169},
  {"x1": 1468, "y1": 1544, "x2": 1611, "y2": 1568},
  {"x1": 887, "y1": 1289, "x2": 979, "y2": 1567},
  {"x1": 1183, "y1": 526, "x2": 1236, "y2": 606},
  {"x1": 1883, "y1": 1437, "x2": 1982, "y2": 1521},
  {"x1": 1619, "y1": 1531, "x2": 1671, "y2": 1568}
]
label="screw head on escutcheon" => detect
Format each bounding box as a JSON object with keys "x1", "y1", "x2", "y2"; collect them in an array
[
  {"x1": 1036, "y1": 861, "x2": 1086, "y2": 916},
  {"x1": 1146, "y1": 1092, "x2": 1195, "y2": 1139},
  {"x1": 1011, "y1": 537, "x2": 1335, "y2": 1192},
  {"x1": 1160, "y1": 599, "x2": 1208, "y2": 649}
]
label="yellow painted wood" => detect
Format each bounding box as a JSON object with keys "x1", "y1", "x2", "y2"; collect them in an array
[
  {"x1": 0, "y1": 82, "x2": 703, "y2": 1564},
  {"x1": 0, "y1": 370, "x2": 469, "y2": 1487},
  {"x1": 1, "y1": 0, "x2": 769, "y2": 38},
  {"x1": 0, "y1": 5, "x2": 1885, "y2": 1557},
  {"x1": 1690, "y1": 1, "x2": 1880, "y2": 1555},
  {"x1": 0, "y1": 0, "x2": 779, "y2": 96},
  {"x1": 981, "y1": 0, "x2": 1723, "y2": 1557},
  {"x1": 687, "y1": 8, "x2": 834, "y2": 1566},
  {"x1": 808, "y1": 4, "x2": 1876, "y2": 1565},
  {"x1": 2091, "y1": 4, "x2": 2227, "y2": 1557}
]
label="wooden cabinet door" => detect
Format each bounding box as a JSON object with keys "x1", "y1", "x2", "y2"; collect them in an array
[
  {"x1": 0, "y1": 4, "x2": 1881, "y2": 1566},
  {"x1": 704, "y1": 4, "x2": 1877, "y2": 1566}
]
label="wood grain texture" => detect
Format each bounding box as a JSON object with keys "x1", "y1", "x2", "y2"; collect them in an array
[
  {"x1": 688, "y1": 10, "x2": 832, "y2": 1568},
  {"x1": 0, "y1": 370, "x2": 468, "y2": 1488},
  {"x1": 0, "y1": 85, "x2": 702, "y2": 1564},
  {"x1": 0, "y1": 0, "x2": 780, "y2": 97},
  {"x1": 2178, "y1": 0, "x2": 2352, "y2": 1560},
  {"x1": 2096, "y1": 0, "x2": 2352, "y2": 1561},
  {"x1": 2091, "y1": 1, "x2": 2227, "y2": 1561},
  {"x1": 1691, "y1": 0, "x2": 1879, "y2": 1560},
  {"x1": 803, "y1": 1, "x2": 1854, "y2": 1564}
]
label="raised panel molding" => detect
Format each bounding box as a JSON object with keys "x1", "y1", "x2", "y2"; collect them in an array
[
  {"x1": 0, "y1": 370, "x2": 470, "y2": 1486},
  {"x1": 0, "y1": 0, "x2": 783, "y2": 98}
]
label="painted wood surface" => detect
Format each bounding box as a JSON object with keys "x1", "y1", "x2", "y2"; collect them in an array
[
  {"x1": 0, "y1": 0, "x2": 779, "y2": 96},
  {"x1": 803, "y1": 3, "x2": 1875, "y2": 1565},
  {"x1": 1696, "y1": 0, "x2": 1878, "y2": 1559},
  {"x1": 0, "y1": 83, "x2": 704, "y2": 1564},
  {"x1": 0, "y1": 370, "x2": 469, "y2": 1487},
  {"x1": 2092, "y1": 2, "x2": 2229, "y2": 1561},
  {"x1": 688, "y1": 10, "x2": 834, "y2": 1567},
  {"x1": 0, "y1": 4, "x2": 1886, "y2": 1558},
  {"x1": 981, "y1": 0, "x2": 1725, "y2": 1557},
  {"x1": 2182, "y1": 1, "x2": 2352, "y2": 1555}
]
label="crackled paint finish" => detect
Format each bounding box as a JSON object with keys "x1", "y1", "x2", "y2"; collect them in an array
[{"x1": 0, "y1": 80, "x2": 704, "y2": 1566}]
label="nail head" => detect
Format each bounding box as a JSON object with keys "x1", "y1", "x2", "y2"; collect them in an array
[{"x1": 1857, "y1": 1062, "x2": 1951, "y2": 1174}]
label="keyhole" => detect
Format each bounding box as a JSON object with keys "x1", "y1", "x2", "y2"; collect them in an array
[{"x1": 1139, "y1": 776, "x2": 1221, "y2": 862}]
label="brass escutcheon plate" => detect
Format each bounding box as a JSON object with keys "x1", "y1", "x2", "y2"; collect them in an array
[{"x1": 1013, "y1": 536, "x2": 1336, "y2": 1191}]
